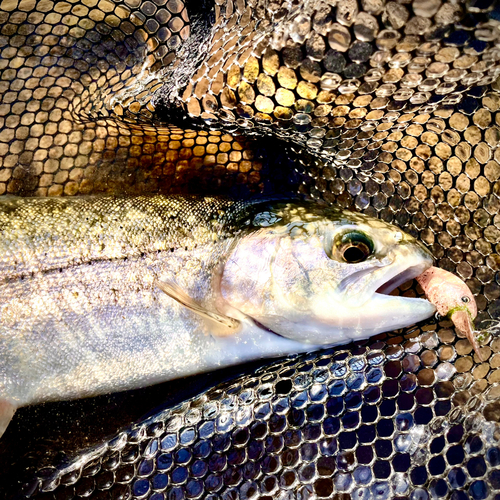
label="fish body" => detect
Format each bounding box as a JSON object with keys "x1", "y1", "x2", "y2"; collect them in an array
[{"x1": 0, "y1": 195, "x2": 436, "y2": 437}]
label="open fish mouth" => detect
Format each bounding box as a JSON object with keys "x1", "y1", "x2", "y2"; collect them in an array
[
  {"x1": 368, "y1": 266, "x2": 437, "y2": 326},
  {"x1": 330, "y1": 253, "x2": 438, "y2": 337},
  {"x1": 375, "y1": 264, "x2": 429, "y2": 296},
  {"x1": 289, "y1": 253, "x2": 439, "y2": 344},
  {"x1": 337, "y1": 247, "x2": 434, "y2": 307},
  {"x1": 369, "y1": 261, "x2": 436, "y2": 314}
]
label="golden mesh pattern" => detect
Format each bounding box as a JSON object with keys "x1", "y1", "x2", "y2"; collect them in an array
[{"x1": 0, "y1": 0, "x2": 264, "y2": 196}]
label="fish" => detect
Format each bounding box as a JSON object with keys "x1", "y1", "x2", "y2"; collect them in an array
[
  {"x1": 0, "y1": 195, "x2": 436, "y2": 439},
  {"x1": 416, "y1": 267, "x2": 483, "y2": 361}
]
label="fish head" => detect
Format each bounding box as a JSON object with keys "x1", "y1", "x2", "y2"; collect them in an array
[{"x1": 218, "y1": 201, "x2": 437, "y2": 345}]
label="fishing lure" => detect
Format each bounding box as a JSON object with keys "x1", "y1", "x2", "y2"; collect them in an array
[{"x1": 416, "y1": 266, "x2": 483, "y2": 361}]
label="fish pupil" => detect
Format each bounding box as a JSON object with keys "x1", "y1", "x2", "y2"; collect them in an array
[{"x1": 342, "y1": 243, "x2": 371, "y2": 264}]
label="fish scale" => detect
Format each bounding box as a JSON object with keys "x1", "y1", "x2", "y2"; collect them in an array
[{"x1": 0, "y1": 196, "x2": 241, "y2": 280}]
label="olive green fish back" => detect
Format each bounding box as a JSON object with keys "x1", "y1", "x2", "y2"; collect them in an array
[{"x1": 0, "y1": 196, "x2": 248, "y2": 281}]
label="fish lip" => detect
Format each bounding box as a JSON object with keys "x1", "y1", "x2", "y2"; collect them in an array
[
  {"x1": 357, "y1": 251, "x2": 437, "y2": 332},
  {"x1": 365, "y1": 292, "x2": 437, "y2": 328},
  {"x1": 371, "y1": 293, "x2": 434, "y2": 308},
  {"x1": 371, "y1": 261, "x2": 437, "y2": 315},
  {"x1": 335, "y1": 249, "x2": 434, "y2": 308},
  {"x1": 375, "y1": 263, "x2": 429, "y2": 296},
  {"x1": 368, "y1": 243, "x2": 434, "y2": 297}
]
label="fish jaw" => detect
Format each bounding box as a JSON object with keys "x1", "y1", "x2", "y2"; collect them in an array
[
  {"x1": 251, "y1": 260, "x2": 437, "y2": 345},
  {"x1": 286, "y1": 240, "x2": 436, "y2": 343},
  {"x1": 250, "y1": 294, "x2": 436, "y2": 345}
]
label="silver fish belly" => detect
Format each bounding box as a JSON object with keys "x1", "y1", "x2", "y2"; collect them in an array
[{"x1": 0, "y1": 195, "x2": 435, "y2": 438}]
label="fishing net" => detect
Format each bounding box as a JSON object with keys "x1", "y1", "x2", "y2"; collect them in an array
[{"x1": 0, "y1": 0, "x2": 499, "y2": 498}]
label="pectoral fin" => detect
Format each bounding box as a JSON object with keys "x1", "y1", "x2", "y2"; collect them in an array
[
  {"x1": 0, "y1": 399, "x2": 16, "y2": 438},
  {"x1": 155, "y1": 280, "x2": 240, "y2": 334}
]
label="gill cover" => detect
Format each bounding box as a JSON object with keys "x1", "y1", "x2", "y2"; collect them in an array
[{"x1": 218, "y1": 201, "x2": 436, "y2": 344}]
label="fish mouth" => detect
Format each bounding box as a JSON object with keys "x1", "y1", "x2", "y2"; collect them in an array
[
  {"x1": 339, "y1": 249, "x2": 437, "y2": 320},
  {"x1": 338, "y1": 249, "x2": 433, "y2": 306},
  {"x1": 328, "y1": 247, "x2": 437, "y2": 330},
  {"x1": 362, "y1": 257, "x2": 437, "y2": 324},
  {"x1": 343, "y1": 254, "x2": 438, "y2": 336},
  {"x1": 248, "y1": 249, "x2": 437, "y2": 346},
  {"x1": 375, "y1": 264, "x2": 428, "y2": 296}
]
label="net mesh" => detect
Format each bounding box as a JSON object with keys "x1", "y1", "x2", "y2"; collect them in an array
[{"x1": 0, "y1": 0, "x2": 499, "y2": 498}]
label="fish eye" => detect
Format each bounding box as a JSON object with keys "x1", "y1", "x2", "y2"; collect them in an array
[
  {"x1": 337, "y1": 231, "x2": 374, "y2": 264},
  {"x1": 462, "y1": 296, "x2": 470, "y2": 303}
]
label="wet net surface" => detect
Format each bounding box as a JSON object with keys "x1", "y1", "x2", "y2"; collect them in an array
[{"x1": 0, "y1": 0, "x2": 499, "y2": 498}]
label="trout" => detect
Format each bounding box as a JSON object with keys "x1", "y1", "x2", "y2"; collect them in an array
[{"x1": 0, "y1": 195, "x2": 436, "y2": 437}]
